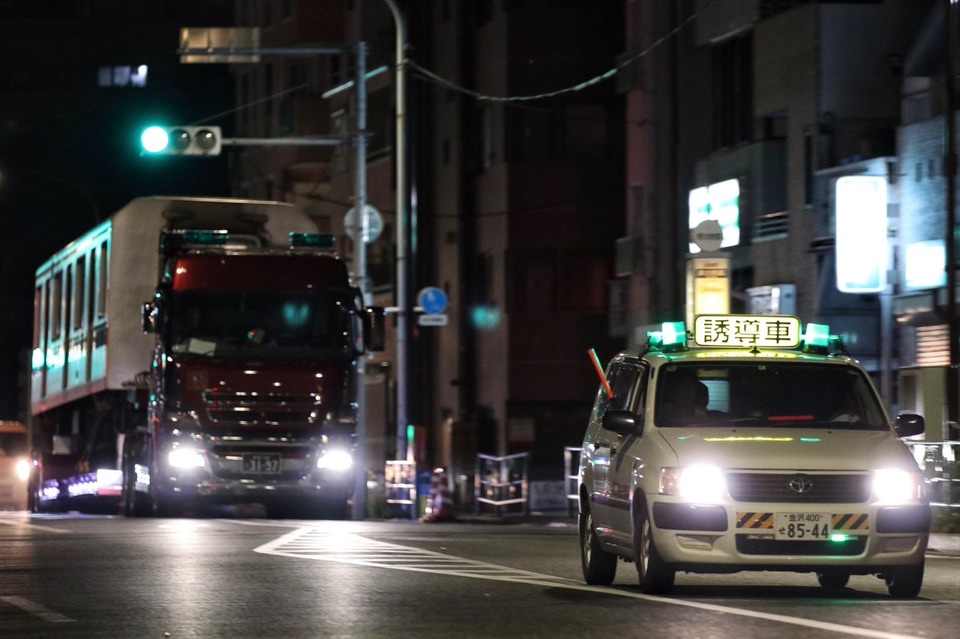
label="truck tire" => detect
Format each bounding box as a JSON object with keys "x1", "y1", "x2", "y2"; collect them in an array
[{"x1": 121, "y1": 434, "x2": 151, "y2": 517}]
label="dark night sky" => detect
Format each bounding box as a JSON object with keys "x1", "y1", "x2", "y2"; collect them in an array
[{"x1": 0, "y1": 2, "x2": 236, "y2": 419}]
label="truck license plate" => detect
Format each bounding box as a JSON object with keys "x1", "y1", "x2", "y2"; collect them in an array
[
  {"x1": 242, "y1": 453, "x2": 282, "y2": 474},
  {"x1": 774, "y1": 512, "x2": 832, "y2": 540}
]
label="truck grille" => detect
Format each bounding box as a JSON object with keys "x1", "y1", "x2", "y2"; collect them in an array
[
  {"x1": 203, "y1": 391, "x2": 321, "y2": 425},
  {"x1": 726, "y1": 472, "x2": 872, "y2": 504}
]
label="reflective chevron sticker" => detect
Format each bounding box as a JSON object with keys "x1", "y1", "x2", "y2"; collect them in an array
[{"x1": 736, "y1": 512, "x2": 869, "y2": 531}]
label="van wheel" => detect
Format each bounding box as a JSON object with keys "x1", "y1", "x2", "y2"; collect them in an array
[
  {"x1": 885, "y1": 563, "x2": 924, "y2": 598},
  {"x1": 816, "y1": 571, "x2": 850, "y2": 589},
  {"x1": 579, "y1": 503, "x2": 617, "y2": 585},
  {"x1": 634, "y1": 499, "x2": 674, "y2": 594}
]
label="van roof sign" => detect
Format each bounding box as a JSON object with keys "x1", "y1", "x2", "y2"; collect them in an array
[{"x1": 693, "y1": 314, "x2": 801, "y2": 349}]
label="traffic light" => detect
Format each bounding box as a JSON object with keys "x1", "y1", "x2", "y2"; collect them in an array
[{"x1": 140, "y1": 125, "x2": 222, "y2": 156}]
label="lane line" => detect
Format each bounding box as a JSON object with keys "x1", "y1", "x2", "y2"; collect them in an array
[
  {"x1": 0, "y1": 596, "x2": 74, "y2": 623},
  {"x1": 0, "y1": 518, "x2": 69, "y2": 533},
  {"x1": 256, "y1": 526, "x2": 932, "y2": 639}
]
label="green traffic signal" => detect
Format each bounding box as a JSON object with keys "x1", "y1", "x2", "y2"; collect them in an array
[
  {"x1": 139, "y1": 125, "x2": 222, "y2": 156},
  {"x1": 140, "y1": 126, "x2": 170, "y2": 153}
]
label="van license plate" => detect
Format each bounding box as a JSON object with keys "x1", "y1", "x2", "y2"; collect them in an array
[
  {"x1": 774, "y1": 512, "x2": 832, "y2": 540},
  {"x1": 242, "y1": 454, "x2": 282, "y2": 474}
]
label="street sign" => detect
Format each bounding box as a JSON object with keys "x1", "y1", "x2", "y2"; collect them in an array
[
  {"x1": 417, "y1": 287, "x2": 448, "y2": 315},
  {"x1": 418, "y1": 314, "x2": 448, "y2": 327},
  {"x1": 691, "y1": 219, "x2": 723, "y2": 253},
  {"x1": 344, "y1": 205, "x2": 383, "y2": 244}
]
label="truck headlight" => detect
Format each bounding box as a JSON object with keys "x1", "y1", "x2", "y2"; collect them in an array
[
  {"x1": 660, "y1": 465, "x2": 725, "y2": 503},
  {"x1": 316, "y1": 449, "x2": 353, "y2": 472},
  {"x1": 873, "y1": 469, "x2": 924, "y2": 503},
  {"x1": 15, "y1": 458, "x2": 31, "y2": 482},
  {"x1": 168, "y1": 447, "x2": 206, "y2": 469}
]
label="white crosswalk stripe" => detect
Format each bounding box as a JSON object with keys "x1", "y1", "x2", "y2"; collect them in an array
[{"x1": 254, "y1": 526, "x2": 577, "y2": 585}]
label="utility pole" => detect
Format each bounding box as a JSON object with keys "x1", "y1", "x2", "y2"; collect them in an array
[
  {"x1": 178, "y1": 30, "x2": 372, "y2": 517},
  {"x1": 946, "y1": 0, "x2": 958, "y2": 432},
  {"x1": 383, "y1": 0, "x2": 410, "y2": 463}
]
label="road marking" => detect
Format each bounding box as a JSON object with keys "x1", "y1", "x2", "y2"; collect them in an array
[
  {"x1": 0, "y1": 518, "x2": 69, "y2": 533},
  {"x1": 256, "y1": 526, "x2": 931, "y2": 639},
  {"x1": 0, "y1": 596, "x2": 74, "y2": 623}
]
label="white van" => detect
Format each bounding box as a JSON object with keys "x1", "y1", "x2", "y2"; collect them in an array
[{"x1": 579, "y1": 315, "x2": 931, "y2": 597}]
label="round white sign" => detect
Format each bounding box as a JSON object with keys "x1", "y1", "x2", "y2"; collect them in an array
[
  {"x1": 691, "y1": 219, "x2": 723, "y2": 252},
  {"x1": 344, "y1": 205, "x2": 384, "y2": 244}
]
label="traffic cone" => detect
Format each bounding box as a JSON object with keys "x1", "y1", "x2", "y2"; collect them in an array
[{"x1": 421, "y1": 467, "x2": 456, "y2": 523}]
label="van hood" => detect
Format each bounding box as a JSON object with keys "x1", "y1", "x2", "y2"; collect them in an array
[{"x1": 657, "y1": 427, "x2": 920, "y2": 472}]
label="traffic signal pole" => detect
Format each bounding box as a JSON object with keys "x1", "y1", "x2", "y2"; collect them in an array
[{"x1": 177, "y1": 34, "x2": 372, "y2": 518}]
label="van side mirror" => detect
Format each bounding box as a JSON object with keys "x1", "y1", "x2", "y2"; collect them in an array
[
  {"x1": 602, "y1": 409, "x2": 642, "y2": 435},
  {"x1": 895, "y1": 413, "x2": 925, "y2": 439}
]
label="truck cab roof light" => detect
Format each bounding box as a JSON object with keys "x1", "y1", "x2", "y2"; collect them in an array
[
  {"x1": 159, "y1": 229, "x2": 229, "y2": 254},
  {"x1": 290, "y1": 232, "x2": 336, "y2": 249}
]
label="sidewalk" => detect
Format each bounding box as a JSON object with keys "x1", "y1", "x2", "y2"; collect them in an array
[{"x1": 929, "y1": 533, "x2": 960, "y2": 556}]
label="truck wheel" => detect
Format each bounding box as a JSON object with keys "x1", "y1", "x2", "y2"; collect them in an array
[
  {"x1": 579, "y1": 502, "x2": 617, "y2": 585},
  {"x1": 121, "y1": 435, "x2": 150, "y2": 517},
  {"x1": 885, "y1": 563, "x2": 924, "y2": 598},
  {"x1": 633, "y1": 497, "x2": 675, "y2": 594}
]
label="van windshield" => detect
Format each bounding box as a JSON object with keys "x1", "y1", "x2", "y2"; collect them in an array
[{"x1": 655, "y1": 362, "x2": 887, "y2": 430}]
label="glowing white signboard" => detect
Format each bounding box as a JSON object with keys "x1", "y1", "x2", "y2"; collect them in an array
[
  {"x1": 835, "y1": 176, "x2": 887, "y2": 293},
  {"x1": 688, "y1": 179, "x2": 740, "y2": 253},
  {"x1": 693, "y1": 314, "x2": 801, "y2": 348}
]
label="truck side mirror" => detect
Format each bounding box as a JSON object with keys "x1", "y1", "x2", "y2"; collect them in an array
[
  {"x1": 364, "y1": 306, "x2": 386, "y2": 352},
  {"x1": 141, "y1": 302, "x2": 157, "y2": 334}
]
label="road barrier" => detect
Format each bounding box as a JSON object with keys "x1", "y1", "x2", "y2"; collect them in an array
[
  {"x1": 564, "y1": 447, "x2": 582, "y2": 517},
  {"x1": 475, "y1": 453, "x2": 529, "y2": 516},
  {"x1": 905, "y1": 441, "x2": 960, "y2": 508}
]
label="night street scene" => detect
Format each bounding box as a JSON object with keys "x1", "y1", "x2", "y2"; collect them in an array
[{"x1": 1, "y1": 2, "x2": 960, "y2": 638}]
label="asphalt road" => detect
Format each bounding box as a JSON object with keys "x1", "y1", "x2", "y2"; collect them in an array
[{"x1": 0, "y1": 513, "x2": 958, "y2": 639}]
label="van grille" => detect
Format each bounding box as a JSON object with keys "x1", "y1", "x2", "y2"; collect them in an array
[{"x1": 726, "y1": 472, "x2": 872, "y2": 504}]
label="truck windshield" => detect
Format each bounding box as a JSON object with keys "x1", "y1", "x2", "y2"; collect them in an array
[
  {"x1": 168, "y1": 291, "x2": 355, "y2": 359},
  {"x1": 656, "y1": 362, "x2": 887, "y2": 430},
  {"x1": 0, "y1": 429, "x2": 28, "y2": 456}
]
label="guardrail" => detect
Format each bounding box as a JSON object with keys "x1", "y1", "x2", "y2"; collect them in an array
[
  {"x1": 564, "y1": 447, "x2": 582, "y2": 517},
  {"x1": 905, "y1": 441, "x2": 960, "y2": 508},
  {"x1": 475, "y1": 452, "x2": 529, "y2": 516}
]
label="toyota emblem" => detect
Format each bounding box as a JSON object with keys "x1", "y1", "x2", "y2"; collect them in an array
[{"x1": 788, "y1": 476, "x2": 814, "y2": 493}]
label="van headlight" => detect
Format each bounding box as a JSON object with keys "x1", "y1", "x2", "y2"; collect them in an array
[
  {"x1": 660, "y1": 465, "x2": 726, "y2": 503},
  {"x1": 873, "y1": 468, "x2": 924, "y2": 503},
  {"x1": 316, "y1": 449, "x2": 353, "y2": 472}
]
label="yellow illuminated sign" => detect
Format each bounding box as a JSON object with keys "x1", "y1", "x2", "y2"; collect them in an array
[{"x1": 693, "y1": 314, "x2": 800, "y2": 348}]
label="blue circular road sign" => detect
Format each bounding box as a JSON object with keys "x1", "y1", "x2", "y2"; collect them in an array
[{"x1": 418, "y1": 287, "x2": 448, "y2": 315}]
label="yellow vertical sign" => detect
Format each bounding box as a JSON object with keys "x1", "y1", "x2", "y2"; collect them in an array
[{"x1": 686, "y1": 256, "x2": 730, "y2": 326}]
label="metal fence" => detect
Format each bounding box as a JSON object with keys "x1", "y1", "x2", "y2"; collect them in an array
[
  {"x1": 475, "y1": 452, "x2": 529, "y2": 516},
  {"x1": 905, "y1": 441, "x2": 960, "y2": 508}
]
